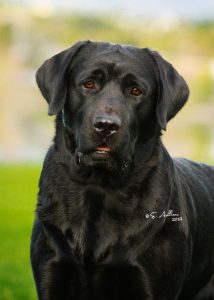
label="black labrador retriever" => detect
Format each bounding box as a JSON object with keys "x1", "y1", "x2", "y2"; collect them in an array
[{"x1": 31, "y1": 41, "x2": 214, "y2": 300}]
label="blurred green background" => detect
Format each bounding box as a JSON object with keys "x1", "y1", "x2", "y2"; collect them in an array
[{"x1": 0, "y1": 1, "x2": 214, "y2": 299}]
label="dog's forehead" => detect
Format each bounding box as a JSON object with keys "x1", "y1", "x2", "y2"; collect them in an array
[{"x1": 73, "y1": 42, "x2": 156, "y2": 79}]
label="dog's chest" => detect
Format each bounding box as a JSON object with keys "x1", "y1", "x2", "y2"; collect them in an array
[{"x1": 62, "y1": 185, "x2": 142, "y2": 264}]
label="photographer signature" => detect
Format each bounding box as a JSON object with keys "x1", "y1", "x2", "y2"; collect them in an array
[{"x1": 145, "y1": 210, "x2": 183, "y2": 222}]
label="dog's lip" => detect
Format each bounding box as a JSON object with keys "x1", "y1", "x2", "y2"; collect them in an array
[
  {"x1": 94, "y1": 144, "x2": 111, "y2": 153},
  {"x1": 77, "y1": 144, "x2": 112, "y2": 165},
  {"x1": 77, "y1": 144, "x2": 111, "y2": 156}
]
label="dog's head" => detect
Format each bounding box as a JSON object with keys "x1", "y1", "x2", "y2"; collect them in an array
[{"x1": 36, "y1": 41, "x2": 189, "y2": 172}]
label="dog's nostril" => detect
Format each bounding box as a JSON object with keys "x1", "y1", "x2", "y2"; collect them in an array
[
  {"x1": 110, "y1": 123, "x2": 120, "y2": 132},
  {"x1": 93, "y1": 115, "x2": 121, "y2": 136},
  {"x1": 95, "y1": 121, "x2": 104, "y2": 131}
]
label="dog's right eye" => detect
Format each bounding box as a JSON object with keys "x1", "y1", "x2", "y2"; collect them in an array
[
  {"x1": 82, "y1": 81, "x2": 95, "y2": 90},
  {"x1": 130, "y1": 87, "x2": 143, "y2": 96}
]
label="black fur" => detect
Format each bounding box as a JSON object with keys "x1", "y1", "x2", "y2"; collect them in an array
[{"x1": 31, "y1": 41, "x2": 214, "y2": 300}]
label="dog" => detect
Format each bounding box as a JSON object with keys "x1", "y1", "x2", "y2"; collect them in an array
[{"x1": 31, "y1": 40, "x2": 214, "y2": 300}]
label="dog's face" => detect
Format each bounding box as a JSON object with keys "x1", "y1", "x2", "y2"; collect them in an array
[
  {"x1": 36, "y1": 41, "x2": 189, "y2": 172},
  {"x1": 64, "y1": 43, "x2": 158, "y2": 169}
]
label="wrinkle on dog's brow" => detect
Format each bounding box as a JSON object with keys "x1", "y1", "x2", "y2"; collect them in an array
[
  {"x1": 76, "y1": 67, "x2": 106, "y2": 83},
  {"x1": 94, "y1": 61, "x2": 137, "y2": 79},
  {"x1": 76, "y1": 62, "x2": 120, "y2": 83}
]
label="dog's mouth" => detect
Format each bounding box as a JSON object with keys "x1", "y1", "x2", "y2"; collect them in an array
[
  {"x1": 94, "y1": 144, "x2": 111, "y2": 154},
  {"x1": 76, "y1": 142, "x2": 130, "y2": 174},
  {"x1": 77, "y1": 143, "x2": 112, "y2": 166},
  {"x1": 89, "y1": 143, "x2": 111, "y2": 159}
]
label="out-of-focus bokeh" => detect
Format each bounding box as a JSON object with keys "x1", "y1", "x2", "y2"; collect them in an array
[{"x1": 0, "y1": 1, "x2": 214, "y2": 299}]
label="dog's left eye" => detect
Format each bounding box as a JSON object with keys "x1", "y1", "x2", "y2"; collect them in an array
[
  {"x1": 83, "y1": 81, "x2": 95, "y2": 90},
  {"x1": 130, "y1": 87, "x2": 142, "y2": 96}
]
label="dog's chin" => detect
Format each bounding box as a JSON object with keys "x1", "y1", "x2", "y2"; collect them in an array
[
  {"x1": 75, "y1": 145, "x2": 131, "y2": 173},
  {"x1": 77, "y1": 150, "x2": 115, "y2": 170}
]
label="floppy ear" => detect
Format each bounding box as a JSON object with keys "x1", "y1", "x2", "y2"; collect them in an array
[
  {"x1": 144, "y1": 49, "x2": 189, "y2": 130},
  {"x1": 36, "y1": 40, "x2": 89, "y2": 115}
]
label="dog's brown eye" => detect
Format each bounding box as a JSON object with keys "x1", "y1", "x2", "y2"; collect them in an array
[
  {"x1": 130, "y1": 87, "x2": 142, "y2": 96},
  {"x1": 83, "y1": 81, "x2": 95, "y2": 90}
]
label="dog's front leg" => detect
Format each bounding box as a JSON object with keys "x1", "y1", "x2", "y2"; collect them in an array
[
  {"x1": 40, "y1": 258, "x2": 81, "y2": 300},
  {"x1": 31, "y1": 220, "x2": 81, "y2": 300}
]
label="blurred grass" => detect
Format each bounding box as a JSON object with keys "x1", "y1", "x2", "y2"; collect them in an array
[{"x1": 0, "y1": 164, "x2": 40, "y2": 300}]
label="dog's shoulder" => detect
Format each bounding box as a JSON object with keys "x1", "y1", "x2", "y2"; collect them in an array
[
  {"x1": 172, "y1": 157, "x2": 214, "y2": 208},
  {"x1": 173, "y1": 157, "x2": 214, "y2": 182}
]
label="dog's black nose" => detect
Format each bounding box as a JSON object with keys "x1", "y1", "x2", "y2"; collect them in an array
[{"x1": 93, "y1": 115, "x2": 121, "y2": 136}]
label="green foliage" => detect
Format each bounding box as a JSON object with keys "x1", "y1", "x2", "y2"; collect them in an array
[
  {"x1": 190, "y1": 67, "x2": 214, "y2": 103},
  {"x1": 186, "y1": 124, "x2": 212, "y2": 161},
  {"x1": 0, "y1": 165, "x2": 41, "y2": 300},
  {"x1": 0, "y1": 24, "x2": 13, "y2": 46}
]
